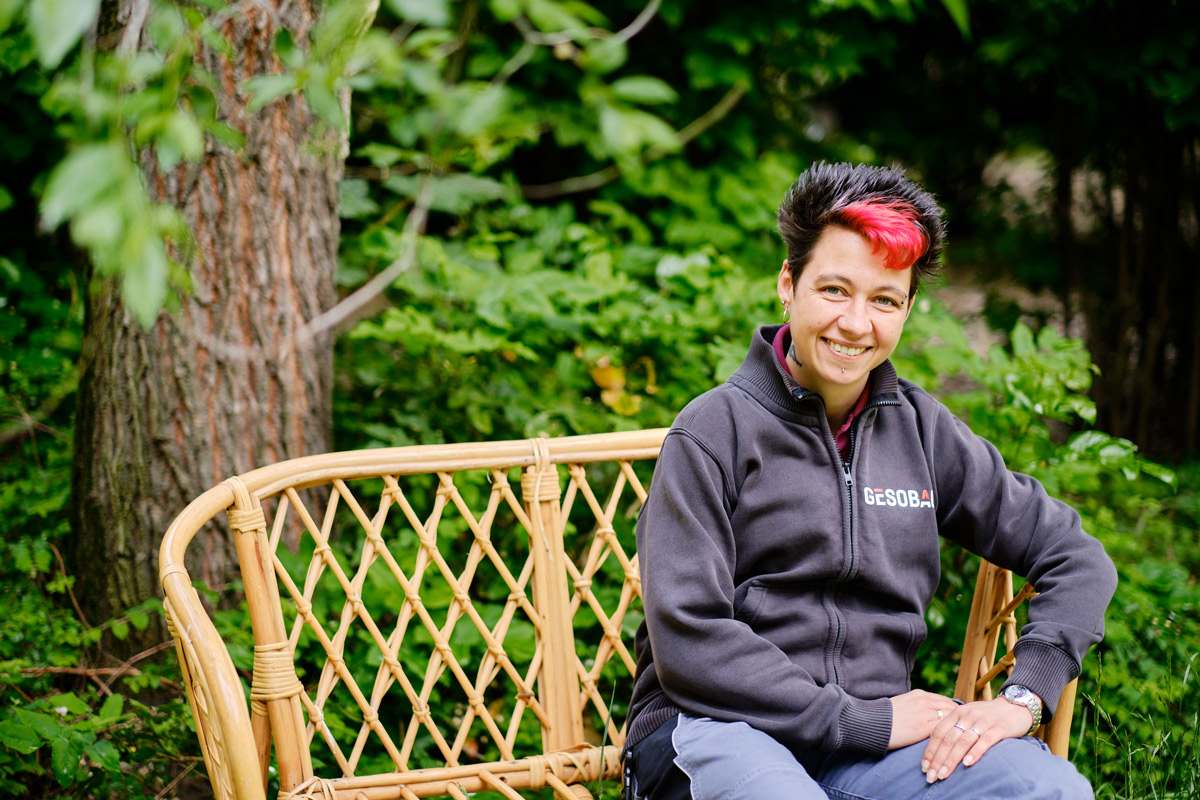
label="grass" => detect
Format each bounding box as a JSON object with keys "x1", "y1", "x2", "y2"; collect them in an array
[{"x1": 1084, "y1": 654, "x2": 1200, "y2": 800}]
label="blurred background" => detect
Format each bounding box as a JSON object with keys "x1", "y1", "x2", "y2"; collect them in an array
[{"x1": 1, "y1": 0, "x2": 1197, "y2": 796}]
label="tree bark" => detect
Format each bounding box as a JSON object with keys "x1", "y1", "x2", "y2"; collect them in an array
[{"x1": 71, "y1": 1, "x2": 347, "y2": 650}]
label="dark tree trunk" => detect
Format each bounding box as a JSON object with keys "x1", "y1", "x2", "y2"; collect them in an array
[
  {"x1": 1079, "y1": 119, "x2": 1199, "y2": 459},
  {"x1": 71, "y1": 1, "x2": 345, "y2": 651}
]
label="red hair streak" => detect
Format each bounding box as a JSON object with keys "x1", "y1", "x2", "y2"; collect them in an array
[{"x1": 834, "y1": 200, "x2": 928, "y2": 270}]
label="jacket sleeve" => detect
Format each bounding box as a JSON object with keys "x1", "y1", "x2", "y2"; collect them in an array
[
  {"x1": 929, "y1": 402, "x2": 1118, "y2": 718},
  {"x1": 638, "y1": 429, "x2": 893, "y2": 756}
]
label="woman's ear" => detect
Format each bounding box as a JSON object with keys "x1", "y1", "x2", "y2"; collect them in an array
[{"x1": 777, "y1": 260, "x2": 793, "y2": 307}]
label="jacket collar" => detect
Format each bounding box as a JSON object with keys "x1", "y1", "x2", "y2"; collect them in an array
[{"x1": 727, "y1": 324, "x2": 900, "y2": 418}]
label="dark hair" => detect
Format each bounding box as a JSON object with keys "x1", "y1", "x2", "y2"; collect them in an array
[{"x1": 777, "y1": 162, "x2": 946, "y2": 294}]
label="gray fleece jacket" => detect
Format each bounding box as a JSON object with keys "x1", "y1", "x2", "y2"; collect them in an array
[{"x1": 625, "y1": 324, "x2": 1117, "y2": 762}]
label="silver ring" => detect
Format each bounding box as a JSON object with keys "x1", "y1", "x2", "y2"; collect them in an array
[
  {"x1": 969, "y1": 727, "x2": 981, "y2": 735},
  {"x1": 937, "y1": 709, "x2": 943, "y2": 720},
  {"x1": 954, "y1": 722, "x2": 967, "y2": 731}
]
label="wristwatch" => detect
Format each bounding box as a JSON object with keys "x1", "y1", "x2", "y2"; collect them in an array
[{"x1": 1000, "y1": 684, "x2": 1043, "y2": 735}]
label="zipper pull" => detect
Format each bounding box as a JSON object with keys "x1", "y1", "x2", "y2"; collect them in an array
[{"x1": 843, "y1": 461, "x2": 854, "y2": 488}]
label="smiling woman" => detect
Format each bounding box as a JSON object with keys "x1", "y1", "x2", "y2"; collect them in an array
[{"x1": 622, "y1": 162, "x2": 1116, "y2": 800}]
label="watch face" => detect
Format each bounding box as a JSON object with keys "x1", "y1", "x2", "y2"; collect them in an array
[
  {"x1": 1005, "y1": 686, "x2": 1039, "y2": 708},
  {"x1": 1003, "y1": 685, "x2": 1042, "y2": 730},
  {"x1": 1005, "y1": 686, "x2": 1030, "y2": 703}
]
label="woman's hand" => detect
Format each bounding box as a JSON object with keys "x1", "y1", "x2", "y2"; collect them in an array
[
  {"x1": 920, "y1": 697, "x2": 1034, "y2": 783},
  {"x1": 887, "y1": 690, "x2": 959, "y2": 750}
]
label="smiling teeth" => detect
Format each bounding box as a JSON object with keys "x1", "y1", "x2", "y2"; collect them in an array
[{"x1": 829, "y1": 341, "x2": 867, "y2": 356}]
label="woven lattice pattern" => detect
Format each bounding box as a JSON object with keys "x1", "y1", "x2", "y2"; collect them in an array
[
  {"x1": 253, "y1": 458, "x2": 648, "y2": 788},
  {"x1": 560, "y1": 462, "x2": 646, "y2": 751}
]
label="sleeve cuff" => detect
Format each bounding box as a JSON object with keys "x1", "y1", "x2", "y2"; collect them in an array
[
  {"x1": 1004, "y1": 639, "x2": 1081, "y2": 720},
  {"x1": 833, "y1": 696, "x2": 893, "y2": 755}
]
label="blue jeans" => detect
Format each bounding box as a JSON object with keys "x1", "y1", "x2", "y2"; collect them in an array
[{"x1": 627, "y1": 713, "x2": 1092, "y2": 800}]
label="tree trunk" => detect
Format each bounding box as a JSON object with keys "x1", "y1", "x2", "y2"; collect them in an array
[{"x1": 71, "y1": 2, "x2": 346, "y2": 651}]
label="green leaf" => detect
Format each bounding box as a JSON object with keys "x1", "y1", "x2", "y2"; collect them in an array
[
  {"x1": 14, "y1": 710, "x2": 62, "y2": 740},
  {"x1": 71, "y1": 201, "x2": 123, "y2": 252},
  {"x1": 340, "y1": 178, "x2": 379, "y2": 219},
  {"x1": 582, "y1": 38, "x2": 627, "y2": 74},
  {"x1": 40, "y1": 143, "x2": 124, "y2": 231},
  {"x1": 97, "y1": 694, "x2": 124, "y2": 723},
  {"x1": 304, "y1": 78, "x2": 346, "y2": 128},
  {"x1": 0, "y1": 256, "x2": 18, "y2": 282},
  {"x1": 157, "y1": 113, "x2": 205, "y2": 171},
  {"x1": 939, "y1": 0, "x2": 971, "y2": 38},
  {"x1": 599, "y1": 106, "x2": 678, "y2": 157},
  {"x1": 455, "y1": 85, "x2": 508, "y2": 136},
  {"x1": 127, "y1": 606, "x2": 150, "y2": 631},
  {"x1": 84, "y1": 739, "x2": 120, "y2": 771},
  {"x1": 0, "y1": 721, "x2": 41, "y2": 754},
  {"x1": 489, "y1": 0, "x2": 521, "y2": 22},
  {"x1": 386, "y1": 0, "x2": 450, "y2": 26},
  {"x1": 32, "y1": 540, "x2": 53, "y2": 573},
  {"x1": 1139, "y1": 460, "x2": 1176, "y2": 487},
  {"x1": 50, "y1": 736, "x2": 83, "y2": 788},
  {"x1": 121, "y1": 234, "x2": 169, "y2": 327},
  {"x1": 0, "y1": 0, "x2": 22, "y2": 33},
  {"x1": 1010, "y1": 322, "x2": 1034, "y2": 357},
  {"x1": 49, "y1": 693, "x2": 90, "y2": 716},
  {"x1": 11, "y1": 542, "x2": 33, "y2": 574},
  {"x1": 611, "y1": 76, "x2": 679, "y2": 106},
  {"x1": 245, "y1": 73, "x2": 301, "y2": 114},
  {"x1": 525, "y1": 0, "x2": 587, "y2": 34},
  {"x1": 110, "y1": 620, "x2": 130, "y2": 641},
  {"x1": 27, "y1": 0, "x2": 100, "y2": 68}
]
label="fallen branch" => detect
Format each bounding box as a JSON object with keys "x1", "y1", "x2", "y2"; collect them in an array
[{"x1": 19, "y1": 664, "x2": 181, "y2": 693}]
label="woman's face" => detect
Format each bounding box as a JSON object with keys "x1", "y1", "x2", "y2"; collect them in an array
[{"x1": 776, "y1": 225, "x2": 913, "y2": 399}]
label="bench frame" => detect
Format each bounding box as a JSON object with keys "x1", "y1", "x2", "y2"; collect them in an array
[{"x1": 160, "y1": 429, "x2": 1075, "y2": 800}]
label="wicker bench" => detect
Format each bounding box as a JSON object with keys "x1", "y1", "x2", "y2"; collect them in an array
[{"x1": 159, "y1": 429, "x2": 1076, "y2": 800}]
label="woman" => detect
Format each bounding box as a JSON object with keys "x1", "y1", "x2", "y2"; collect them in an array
[{"x1": 622, "y1": 162, "x2": 1116, "y2": 800}]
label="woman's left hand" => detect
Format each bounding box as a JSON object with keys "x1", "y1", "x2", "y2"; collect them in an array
[{"x1": 920, "y1": 697, "x2": 1035, "y2": 783}]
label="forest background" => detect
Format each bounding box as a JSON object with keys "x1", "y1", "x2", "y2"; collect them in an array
[{"x1": 1, "y1": 0, "x2": 1198, "y2": 797}]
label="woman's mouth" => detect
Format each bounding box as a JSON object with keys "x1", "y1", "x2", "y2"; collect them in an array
[{"x1": 826, "y1": 339, "x2": 869, "y2": 357}]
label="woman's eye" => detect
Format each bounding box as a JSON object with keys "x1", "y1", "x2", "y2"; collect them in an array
[
  {"x1": 823, "y1": 286, "x2": 844, "y2": 296},
  {"x1": 876, "y1": 296, "x2": 897, "y2": 307}
]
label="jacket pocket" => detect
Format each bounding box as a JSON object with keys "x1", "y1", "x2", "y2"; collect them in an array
[
  {"x1": 738, "y1": 581, "x2": 831, "y2": 683},
  {"x1": 837, "y1": 593, "x2": 922, "y2": 698}
]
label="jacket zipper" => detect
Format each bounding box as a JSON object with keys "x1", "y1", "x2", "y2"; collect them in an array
[
  {"x1": 830, "y1": 396, "x2": 900, "y2": 685},
  {"x1": 841, "y1": 397, "x2": 900, "y2": 578}
]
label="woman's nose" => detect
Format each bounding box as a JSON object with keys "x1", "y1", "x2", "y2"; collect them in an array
[{"x1": 838, "y1": 301, "x2": 871, "y2": 337}]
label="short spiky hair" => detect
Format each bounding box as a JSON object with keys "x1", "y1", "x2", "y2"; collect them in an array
[{"x1": 777, "y1": 162, "x2": 946, "y2": 294}]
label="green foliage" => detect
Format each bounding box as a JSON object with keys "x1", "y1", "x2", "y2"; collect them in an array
[{"x1": 339, "y1": 200, "x2": 775, "y2": 446}]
